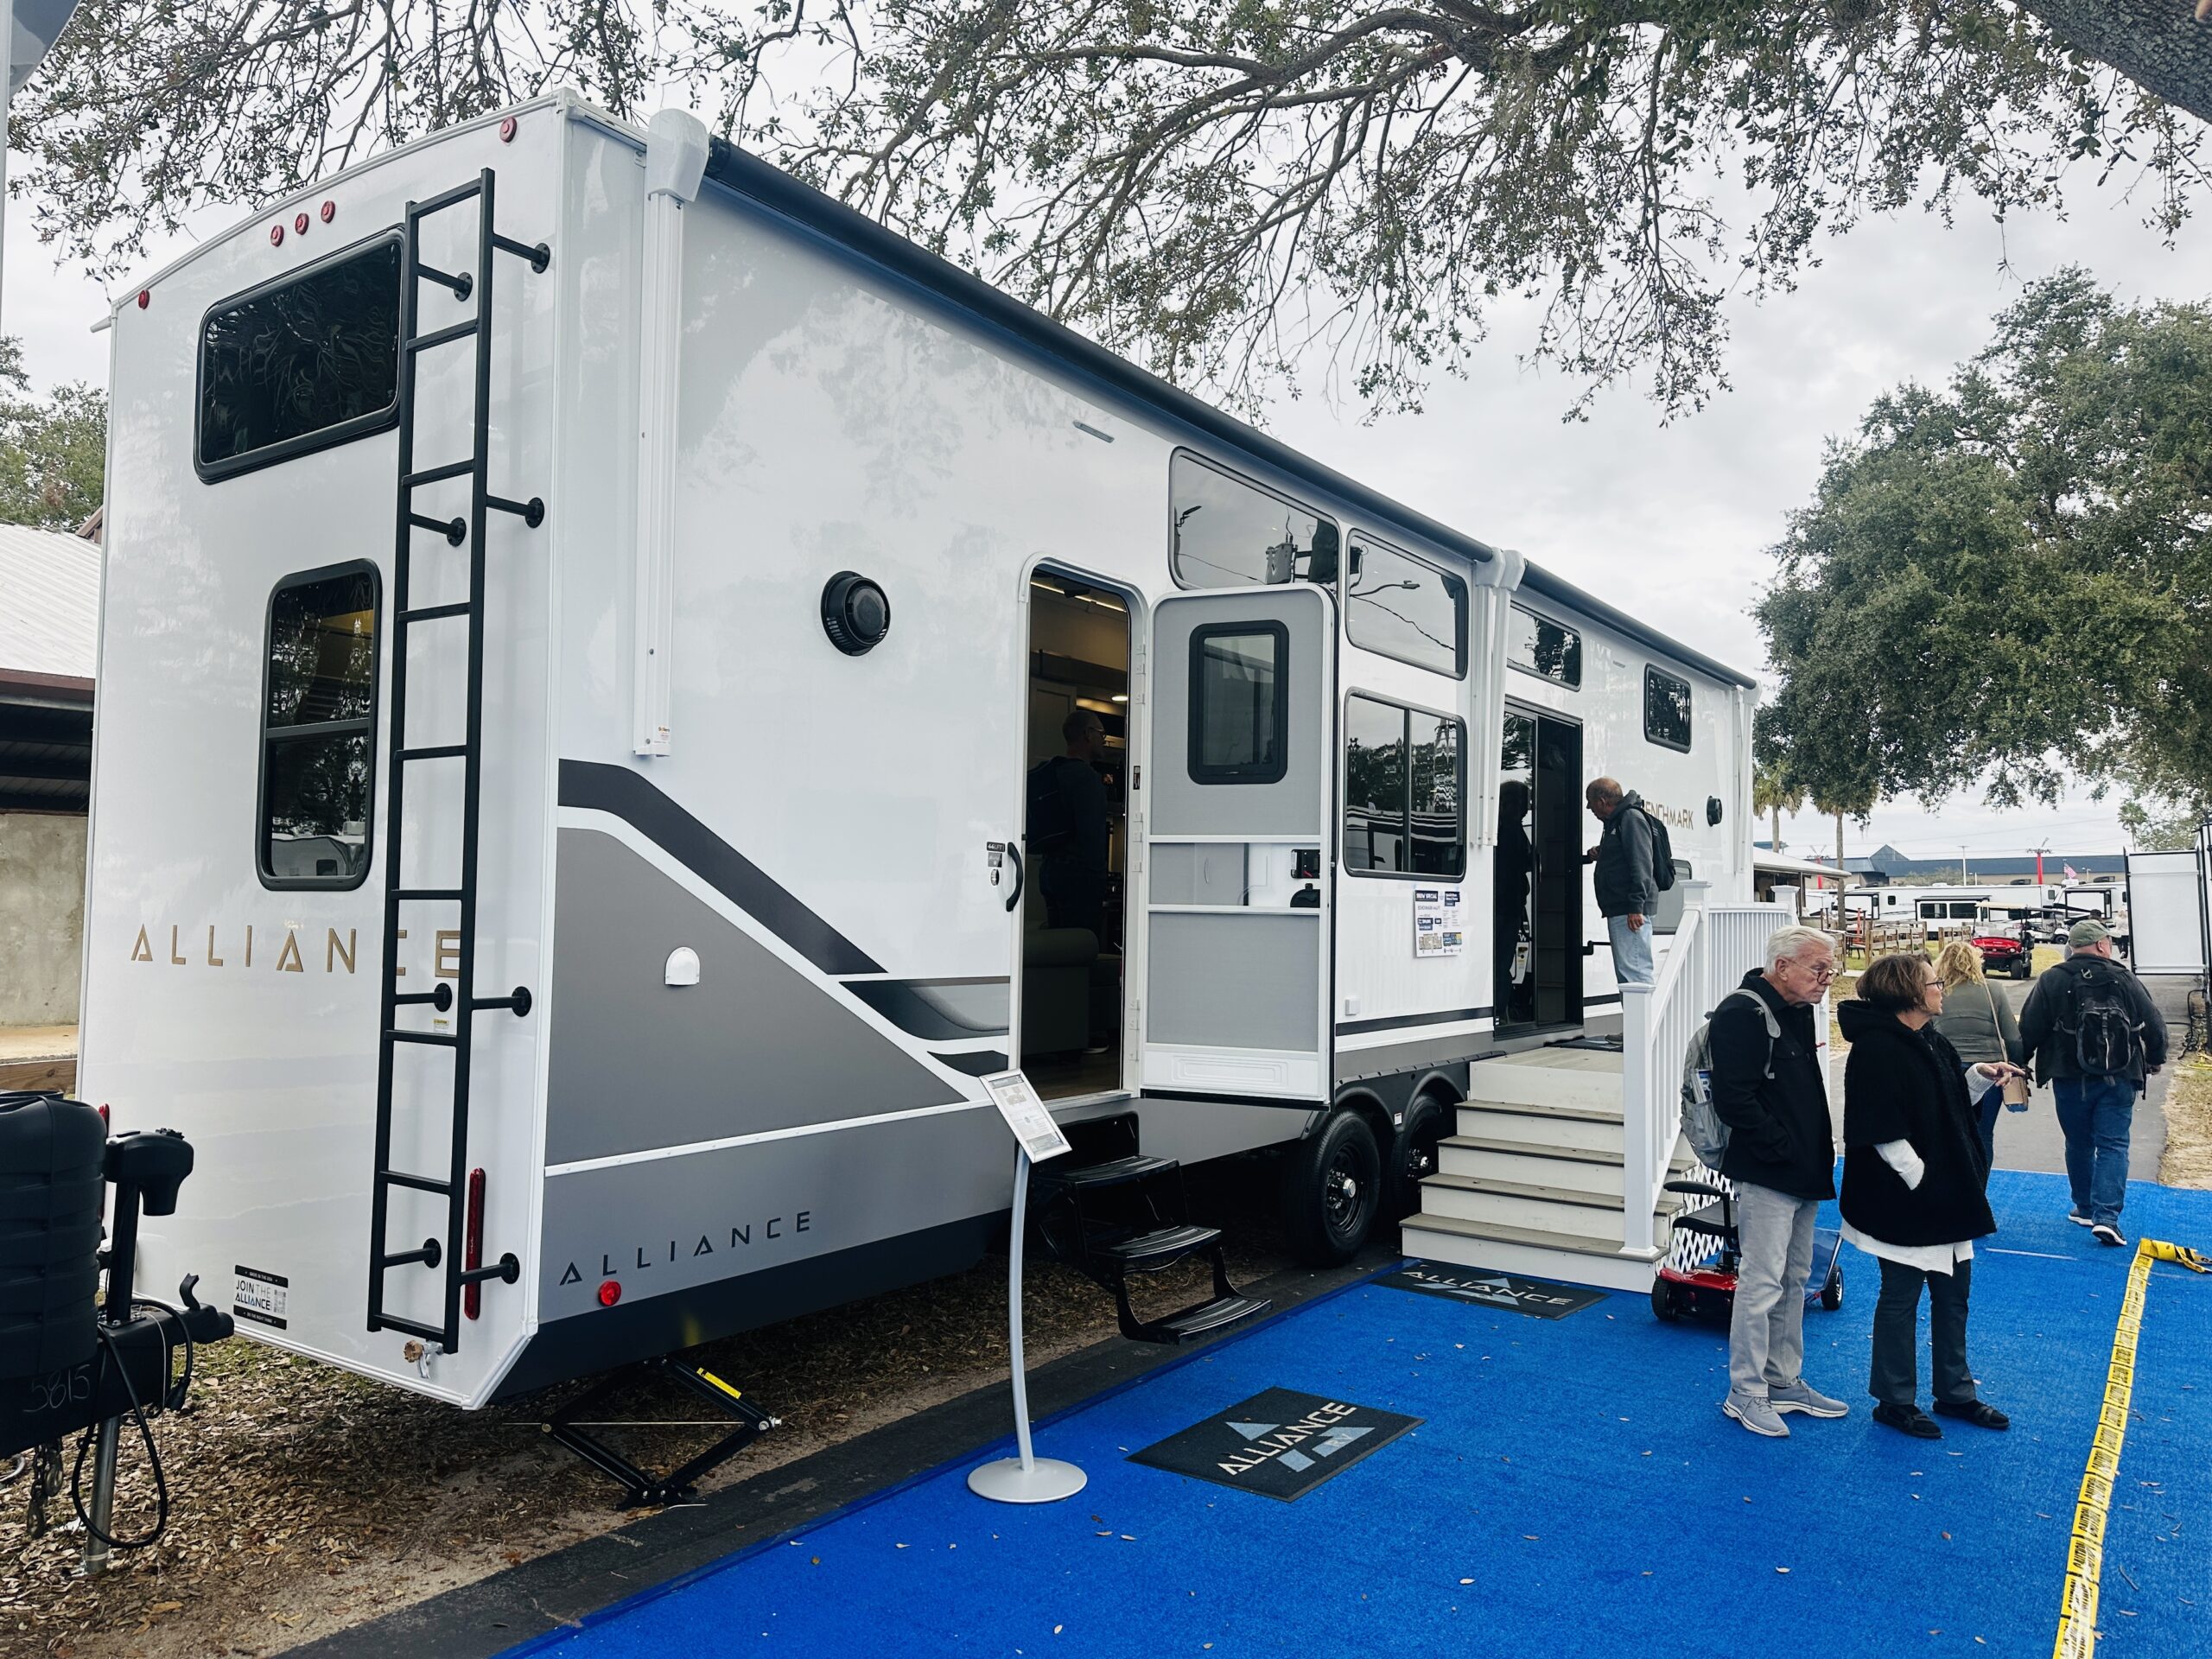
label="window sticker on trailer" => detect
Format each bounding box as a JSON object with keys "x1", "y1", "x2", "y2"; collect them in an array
[{"x1": 233, "y1": 1265, "x2": 289, "y2": 1329}]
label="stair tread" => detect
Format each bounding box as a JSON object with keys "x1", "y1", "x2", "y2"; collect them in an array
[
  {"x1": 1142, "y1": 1294, "x2": 1270, "y2": 1342},
  {"x1": 1095, "y1": 1223, "x2": 1219, "y2": 1263},
  {"x1": 1442, "y1": 1135, "x2": 1698, "y2": 1170},
  {"x1": 1402, "y1": 1211, "x2": 1665, "y2": 1262},
  {"x1": 1424, "y1": 1172, "x2": 1689, "y2": 1215},
  {"x1": 1038, "y1": 1154, "x2": 1175, "y2": 1190},
  {"x1": 1460, "y1": 1097, "x2": 1624, "y2": 1125}
]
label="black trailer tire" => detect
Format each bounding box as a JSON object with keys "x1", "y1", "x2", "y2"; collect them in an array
[
  {"x1": 1283, "y1": 1110, "x2": 1382, "y2": 1266},
  {"x1": 1391, "y1": 1096, "x2": 1450, "y2": 1219},
  {"x1": 1821, "y1": 1263, "x2": 1844, "y2": 1311},
  {"x1": 1650, "y1": 1278, "x2": 1680, "y2": 1322}
]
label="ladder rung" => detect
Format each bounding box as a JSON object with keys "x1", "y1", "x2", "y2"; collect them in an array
[
  {"x1": 412, "y1": 176, "x2": 484, "y2": 217},
  {"x1": 389, "y1": 1029, "x2": 460, "y2": 1047},
  {"x1": 402, "y1": 601, "x2": 473, "y2": 624},
  {"x1": 406, "y1": 317, "x2": 480, "y2": 354},
  {"x1": 379, "y1": 1169, "x2": 452, "y2": 1196},
  {"x1": 373, "y1": 1312, "x2": 446, "y2": 1342},
  {"x1": 398, "y1": 744, "x2": 469, "y2": 762},
  {"x1": 408, "y1": 513, "x2": 467, "y2": 547},
  {"x1": 404, "y1": 460, "x2": 474, "y2": 489},
  {"x1": 393, "y1": 988, "x2": 454, "y2": 1009},
  {"x1": 391, "y1": 887, "x2": 463, "y2": 900}
]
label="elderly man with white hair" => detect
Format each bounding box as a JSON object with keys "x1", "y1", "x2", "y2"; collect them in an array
[{"x1": 1707, "y1": 923, "x2": 1847, "y2": 1439}]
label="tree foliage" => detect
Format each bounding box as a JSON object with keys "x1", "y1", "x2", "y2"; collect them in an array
[
  {"x1": 11, "y1": 3, "x2": 2212, "y2": 419},
  {"x1": 0, "y1": 340, "x2": 107, "y2": 532},
  {"x1": 1755, "y1": 269, "x2": 2212, "y2": 834}
]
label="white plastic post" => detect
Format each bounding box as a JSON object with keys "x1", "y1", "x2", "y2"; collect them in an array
[{"x1": 967, "y1": 1149, "x2": 1086, "y2": 1503}]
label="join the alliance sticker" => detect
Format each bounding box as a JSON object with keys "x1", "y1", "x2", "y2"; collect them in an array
[
  {"x1": 1128, "y1": 1387, "x2": 1421, "y2": 1502},
  {"x1": 233, "y1": 1265, "x2": 289, "y2": 1330}
]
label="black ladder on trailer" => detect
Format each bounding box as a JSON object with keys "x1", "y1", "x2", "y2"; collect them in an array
[{"x1": 366, "y1": 168, "x2": 550, "y2": 1354}]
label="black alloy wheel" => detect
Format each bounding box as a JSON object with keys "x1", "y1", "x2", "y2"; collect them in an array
[
  {"x1": 1392, "y1": 1096, "x2": 1450, "y2": 1219},
  {"x1": 1283, "y1": 1110, "x2": 1382, "y2": 1266}
]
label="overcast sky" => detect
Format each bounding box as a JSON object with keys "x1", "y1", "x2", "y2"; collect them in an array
[{"x1": 6, "y1": 155, "x2": 2201, "y2": 865}]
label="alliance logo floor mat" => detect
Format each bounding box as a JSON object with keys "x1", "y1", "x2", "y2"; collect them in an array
[
  {"x1": 1127, "y1": 1386, "x2": 1421, "y2": 1502},
  {"x1": 1380, "y1": 1261, "x2": 1608, "y2": 1319}
]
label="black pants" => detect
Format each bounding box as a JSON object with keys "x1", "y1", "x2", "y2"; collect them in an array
[{"x1": 1871, "y1": 1255, "x2": 1976, "y2": 1409}]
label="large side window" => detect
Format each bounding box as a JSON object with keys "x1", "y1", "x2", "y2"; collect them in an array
[
  {"x1": 199, "y1": 235, "x2": 404, "y2": 481},
  {"x1": 1188, "y1": 623, "x2": 1288, "y2": 784},
  {"x1": 1344, "y1": 536, "x2": 1466, "y2": 677},
  {"x1": 1343, "y1": 693, "x2": 1465, "y2": 879},
  {"x1": 1170, "y1": 451, "x2": 1339, "y2": 589},
  {"x1": 1644, "y1": 666, "x2": 1692, "y2": 752},
  {"x1": 260, "y1": 564, "x2": 380, "y2": 888},
  {"x1": 1506, "y1": 605, "x2": 1581, "y2": 689}
]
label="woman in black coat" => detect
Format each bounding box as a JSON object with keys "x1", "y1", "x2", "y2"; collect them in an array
[{"x1": 1840, "y1": 952, "x2": 2025, "y2": 1439}]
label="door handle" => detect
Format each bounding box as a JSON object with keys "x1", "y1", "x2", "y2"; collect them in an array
[{"x1": 1004, "y1": 841, "x2": 1025, "y2": 913}]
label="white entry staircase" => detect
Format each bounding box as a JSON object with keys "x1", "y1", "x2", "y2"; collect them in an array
[{"x1": 1403, "y1": 889, "x2": 1818, "y2": 1293}]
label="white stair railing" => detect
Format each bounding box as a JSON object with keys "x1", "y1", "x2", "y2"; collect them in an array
[{"x1": 1619, "y1": 888, "x2": 1796, "y2": 1255}]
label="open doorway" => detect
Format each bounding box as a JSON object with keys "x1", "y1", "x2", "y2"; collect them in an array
[
  {"x1": 1020, "y1": 569, "x2": 1133, "y2": 1099},
  {"x1": 1494, "y1": 707, "x2": 1585, "y2": 1034}
]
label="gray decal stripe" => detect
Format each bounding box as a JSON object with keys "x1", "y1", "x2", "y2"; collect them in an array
[
  {"x1": 930, "y1": 1049, "x2": 1010, "y2": 1077},
  {"x1": 558, "y1": 760, "x2": 881, "y2": 975},
  {"x1": 845, "y1": 978, "x2": 1010, "y2": 1040},
  {"x1": 1336, "y1": 1006, "x2": 1490, "y2": 1037}
]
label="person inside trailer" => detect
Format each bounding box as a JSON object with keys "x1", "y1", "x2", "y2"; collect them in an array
[
  {"x1": 1494, "y1": 779, "x2": 1535, "y2": 1023},
  {"x1": 1027, "y1": 709, "x2": 1112, "y2": 944}
]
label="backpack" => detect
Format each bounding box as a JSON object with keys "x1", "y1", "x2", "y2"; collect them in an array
[
  {"x1": 1025, "y1": 758, "x2": 1079, "y2": 855},
  {"x1": 1681, "y1": 989, "x2": 1777, "y2": 1171},
  {"x1": 1627, "y1": 804, "x2": 1677, "y2": 893},
  {"x1": 2068, "y1": 968, "x2": 2144, "y2": 1078}
]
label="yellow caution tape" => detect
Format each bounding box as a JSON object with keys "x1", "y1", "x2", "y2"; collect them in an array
[{"x1": 2051, "y1": 1237, "x2": 2201, "y2": 1658}]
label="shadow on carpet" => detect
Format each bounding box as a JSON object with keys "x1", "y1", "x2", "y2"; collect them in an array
[{"x1": 500, "y1": 1171, "x2": 2212, "y2": 1659}]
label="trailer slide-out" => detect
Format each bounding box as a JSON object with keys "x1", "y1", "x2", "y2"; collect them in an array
[{"x1": 81, "y1": 94, "x2": 1758, "y2": 1408}]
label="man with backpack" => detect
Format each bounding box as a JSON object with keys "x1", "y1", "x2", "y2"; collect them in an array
[
  {"x1": 2019, "y1": 920, "x2": 2168, "y2": 1246},
  {"x1": 1701, "y1": 924, "x2": 1847, "y2": 1437},
  {"x1": 1583, "y1": 777, "x2": 1672, "y2": 985},
  {"x1": 1026, "y1": 709, "x2": 1113, "y2": 944}
]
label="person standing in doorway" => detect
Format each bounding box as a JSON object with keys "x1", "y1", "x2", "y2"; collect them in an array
[
  {"x1": 1709, "y1": 925, "x2": 1848, "y2": 1438},
  {"x1": 2018, "y1": 919, "x2": 2168, "y2": 1246},
  {"x1": 1583, "y1": 777, "x2": 1658, "y2": 986},
  {"x1": 1027, "y1": 709, "x2": 1112, "y2": 945}
]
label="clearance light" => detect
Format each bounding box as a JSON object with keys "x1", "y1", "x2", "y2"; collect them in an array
[
  {"x1": 294, "y1": 212, "x2": 310, "y2": 235},
  {"x1": 499, "y1": 115, "x2": 518, "y2": 143},
  {"x1": 598, "y1": 1280, "x2": 622, "y2": 1307},
  {"x1": 98, "y1": 1103, "x2": 111, "y2": 1127},
  {"x1": 269, "y1": 223, "x2": 283, "y2": 247},
  {"x1": 320, "y1": 200, "x2": 335, "y2": 224},
  {"x1": 136, "y1": 291, "x2": 149, "y2": 310}
]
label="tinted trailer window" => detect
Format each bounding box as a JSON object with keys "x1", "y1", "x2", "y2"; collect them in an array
[
  {"x1": 259, "y1": 564, "x2": 380, "y2": 887},
  {"x1": 198, "y1": 235, "x2": 404, "y2": 480}
]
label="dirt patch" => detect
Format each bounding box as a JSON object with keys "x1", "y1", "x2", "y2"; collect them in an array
[
  {"x1": 2157, "y1": 1054, "x2": 2212, "y2": 1190},
  {"x1": 3, "y1": 1171, "x2": 1297, "y2": 1659}
]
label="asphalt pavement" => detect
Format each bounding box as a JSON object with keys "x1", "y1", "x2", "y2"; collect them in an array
[{"x1": 1982, "y1": 972, "x2": 2191, "y2": 1180}]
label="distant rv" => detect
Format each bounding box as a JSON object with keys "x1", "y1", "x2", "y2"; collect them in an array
[{"x1": 1808, "y1": 882, "x2": 2128, "y2": 941}]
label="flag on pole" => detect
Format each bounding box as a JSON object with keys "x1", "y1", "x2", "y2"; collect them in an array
[{"x1": 2063, "y1": 864, "x2": 2078, "y2": 880}]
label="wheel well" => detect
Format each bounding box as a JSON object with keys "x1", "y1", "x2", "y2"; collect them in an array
[{"x1": 1328, "y1": 1087, "x2": 1395, "y2": 1156}]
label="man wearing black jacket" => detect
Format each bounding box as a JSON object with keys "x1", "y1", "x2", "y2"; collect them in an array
[
  {"x1": 2019, "y1": 920, "x2": 2168, "y2": 1246},
  {"x1": 1707, "y1": 924, "x2": 1846, "y2": 1438}
]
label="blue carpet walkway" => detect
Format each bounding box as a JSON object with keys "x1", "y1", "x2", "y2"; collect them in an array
[{"x1": 505, "y1": 1172, "x2": 2212, "y2": 1659}]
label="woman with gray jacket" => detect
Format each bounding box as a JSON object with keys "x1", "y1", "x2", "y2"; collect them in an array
[{"x1": 1929, "y1": 938, "x2": 2025, "y2": 1174}]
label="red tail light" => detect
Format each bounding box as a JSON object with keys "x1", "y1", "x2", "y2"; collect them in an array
[
  {"x1": 463, "y1": 1167, "x2": 486, "y2": 1319},
  {"x1": 598, "y1": 1280, "x2": 622, "y2": 1307}
]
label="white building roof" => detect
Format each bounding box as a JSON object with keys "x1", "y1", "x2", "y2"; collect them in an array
[{"x1": 0, "y1": 524, "x2": 101, "y2": 683}]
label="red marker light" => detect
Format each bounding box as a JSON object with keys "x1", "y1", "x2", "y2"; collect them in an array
[
  {"x1": 598, "y1": 1280, "x2": 622, "y2": 1307},
  {"x1": 320, "y1": 200, "x2": 335, "y2": 224},
  {"x1": 295, "y1": 212, "x2": 310, "y2": 235},
  {"x1": 98, "y1": 1103, "x2": 111, "y2": 1127},
  {"x1": 499, "y1": 116, "x2": 518, "y2": 143},
  {"x1": 136, "y1": 291, "x2": 149, "y2": 310},
  {"x1": 270, "y1": 224, "x2": 284, "y2": 247}
]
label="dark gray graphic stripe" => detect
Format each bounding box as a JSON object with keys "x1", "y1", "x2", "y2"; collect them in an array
[
  {"x1": 558, "y1": 760, "x2": 881, "y2": 976},
  {"x1": 930, "y1": 1049, "x2": 1011, "y2": 1077},
  {"x1": 845, "y1": 977, "x2": 1011, "y2": 1041}
]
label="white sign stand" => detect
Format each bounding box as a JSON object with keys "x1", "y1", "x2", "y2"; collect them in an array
[{"x1": 968, "y1": 1071, "x2": 1086, "y2": 1504}]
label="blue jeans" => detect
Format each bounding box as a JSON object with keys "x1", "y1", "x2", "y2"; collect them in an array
[
  {"x1": 1607, "y1": 912, "x2": 1655, "y2": 987},
  {"x1": 2052, "y1": 1077, "x2": 2134, "y2": 1227}
]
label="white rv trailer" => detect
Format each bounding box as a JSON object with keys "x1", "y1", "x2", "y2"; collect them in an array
[{"x1": 79, "y1": 93, "x2": 1756, "y2": 1410}]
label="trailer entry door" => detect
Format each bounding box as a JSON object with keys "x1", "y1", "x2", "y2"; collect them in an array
[{"x1": 1139, "y1": 586, "x2": 1334, "y2": 1101}]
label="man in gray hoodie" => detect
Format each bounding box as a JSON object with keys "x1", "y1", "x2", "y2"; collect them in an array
[{"x1": 1584, "y1": 777, "x2": 1659, "y2": 986}]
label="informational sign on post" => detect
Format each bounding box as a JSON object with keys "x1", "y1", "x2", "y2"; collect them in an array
[
  {"x1": 1413, "y1": 887, "x2": 1465, "y2": 958},
  {"x1": 979, "y1": 1069, "x2": 1071, "y2": 1163}
]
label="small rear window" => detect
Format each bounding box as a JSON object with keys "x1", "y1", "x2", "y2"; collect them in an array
[{"x1": 199, "y1": 235, "x2": 404, "y2": 480}]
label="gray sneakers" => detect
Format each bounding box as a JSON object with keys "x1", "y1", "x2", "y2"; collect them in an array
[
  {"x1": 1770, "y1": 1381, "x2": 1850, "y2": 1419},
  {"x1": 1722, "y1": 1394, "x2": 1789, "y2": 1438}
]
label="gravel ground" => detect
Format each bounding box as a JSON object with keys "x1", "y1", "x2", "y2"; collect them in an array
[
  {"x1": 3, "y1": 1166, "x2": 1299, "y2": 1659},
  {"x1": 2158, "y1": 1053, "x2": 2212, "y2": 1189}
]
